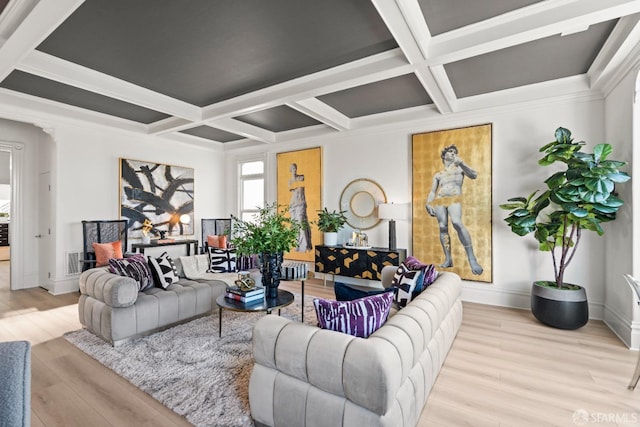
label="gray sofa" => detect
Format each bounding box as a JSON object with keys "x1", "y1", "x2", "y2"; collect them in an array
[
  {"x1": 78, "y1": 256, "x2": 230, "y2": 345},
  {"x1": 249, "y1": 269, "x2": 463, "y2": 427}
]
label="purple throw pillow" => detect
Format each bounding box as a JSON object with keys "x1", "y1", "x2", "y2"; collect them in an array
[
  {"x1": 313, "y1": 291, "x2": 394, "y2": 338},
  {"x1": 109, "y1": 253, "x2": 154, "y2": 291}
]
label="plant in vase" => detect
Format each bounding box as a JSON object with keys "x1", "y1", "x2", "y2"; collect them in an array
[
  {"x1": 315, "y1": 207, "x2": 348, "y2": 246},
  {"x1": 231, "y1": 203, "x2": 302, "y2": 298},
  {"x1": 500, "y1": 127, "x2": 630, "y2": 329}
]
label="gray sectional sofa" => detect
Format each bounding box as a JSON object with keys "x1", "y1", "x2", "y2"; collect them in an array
[
  {"x1": 249, "y1": 270, "x2": 463, "y2": 427},
  {"x1": 78, "y1": 257, "x2": 229, "y2": 345}
]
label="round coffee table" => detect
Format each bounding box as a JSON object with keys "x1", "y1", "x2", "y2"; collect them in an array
[{"x1": 216, "y1": 289, "x2": 294, "y2": 337}]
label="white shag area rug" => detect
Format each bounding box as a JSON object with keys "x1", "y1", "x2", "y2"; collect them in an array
[{"x1": 64, "y1": 293, "x2": 317, "y2": 427}]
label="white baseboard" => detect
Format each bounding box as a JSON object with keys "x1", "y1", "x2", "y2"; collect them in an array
[
  {"x1": 603, "y1": 305, "x2": 638, "y2": 349},
  {"x1": 48, "y1": 276, "x2": 80, "y2": 295}
]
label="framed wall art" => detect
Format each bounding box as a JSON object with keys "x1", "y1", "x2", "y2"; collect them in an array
[
  {"x1": 412, "y1": 124, "x2": 492, "y2": 282},
  {"x1": 120, "y1": 158, "x2": 194, "y2": 238},
  {"x1": 276, "y1": 147, "x2": 322, "y2": 262}
]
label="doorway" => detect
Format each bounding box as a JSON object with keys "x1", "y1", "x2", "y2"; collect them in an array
[{"x1": 0, "y1": 149, "x2": 10, "y2": 292}]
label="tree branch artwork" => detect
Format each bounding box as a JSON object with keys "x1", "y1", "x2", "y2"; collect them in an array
[{"x1": 120, "y1": 158, "x2": 194, "y2": 237}]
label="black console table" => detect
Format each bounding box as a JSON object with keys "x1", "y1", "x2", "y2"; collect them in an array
[
  {"x1": 131, "y1": 239, "x2": 199, "y2": 255},
  {"x1": 315, "y1": 245, "x2": 406, "y2": 282}
]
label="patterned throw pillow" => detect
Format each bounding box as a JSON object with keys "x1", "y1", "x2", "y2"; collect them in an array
[
  {"x1": 147, "y1": 252, "x2": 179, "y2": 289},
  {"x1": 207, "y1": 247, "x2": 237, "y2": 273},
  {"x1": 391, "y1": 263, "x2": 422, "y2": 308},
  {"x1": 404, "y1": 256, "x2": 439, "y2": 292},
  {"x1": 92, "y1": 240, "x2": 123, "y2": 267},
  {"x1": 313, "y1": 291, "x2": 394, "y2": 338},
  {"x1": 109, "y1": 253, "x2": 154, "y2": 291}
]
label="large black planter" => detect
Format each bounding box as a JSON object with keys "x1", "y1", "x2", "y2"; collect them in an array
[
  {"x1": 259, "y1": 252, "x2": 283, "y2": 299},
  {"x1": 530, "y1": 281, "x2": 589, "y2": 330}
]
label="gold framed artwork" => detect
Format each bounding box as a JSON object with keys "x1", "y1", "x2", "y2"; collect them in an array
[
  {"x1": 276, "y1": 147, "x2": 322, "y2": 262},
  {"x1": 412, "y1": 124, "x2": 492, "y2": 282},
  {"x1": 119, "y1": 158, "x2": 194, "y2": 237}
]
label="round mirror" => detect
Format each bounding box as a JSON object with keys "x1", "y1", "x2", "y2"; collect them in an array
[
  {"x1": 339, "y1": 179, "x2": 386, "y2": 230},
  {"x1": 350, "y1": 191, "x2": 375, "y2": 218}
]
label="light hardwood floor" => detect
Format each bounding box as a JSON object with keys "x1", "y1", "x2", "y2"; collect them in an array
[{"x1": 1, "y1": 262, "x2": 638, "y2": 426}]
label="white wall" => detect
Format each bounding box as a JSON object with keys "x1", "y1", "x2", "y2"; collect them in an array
[
  {"x1": 603, "y1": 68, "x2": 638, "y2": 348},
  {"x1": 227, "y1": 95, "x2": 622, "y2": 318},
  {"x1": 48, "y1": 124, "x2": 226, "y2": 293},
  {"x1": 0, "y1": 118, "x2": 226, "y2": 294}
]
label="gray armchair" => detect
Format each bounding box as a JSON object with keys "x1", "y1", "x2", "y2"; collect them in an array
[{"x1": 0, "y1": 340, "x2": 31, "y2": 427}]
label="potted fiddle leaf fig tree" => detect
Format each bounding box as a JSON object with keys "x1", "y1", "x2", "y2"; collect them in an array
[
  {"x1": 500, "y1": 127, "x2": 630, "y2": 329},
  {"x1": 231, "y1": 203, "x2": 302, "y2": 299},
  {"x1": 315, "y1": 207, "x2": 348, "y2": 246}
]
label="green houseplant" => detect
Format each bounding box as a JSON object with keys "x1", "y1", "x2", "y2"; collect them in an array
[
  {"x1": 315, "y1": 207, "x2": 347, "y2": 246},
  {"x1": 500, "y1": 127, "x2": 630, "y2": 329},
  {"x1": 232, "y1": 203, "x2": 302, "y2": 298}
]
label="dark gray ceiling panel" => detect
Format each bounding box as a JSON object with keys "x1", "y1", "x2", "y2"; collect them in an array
[
  {"x1": 180, "y1": 125, "x2": 242, "y2": 143},
  {"x1": 318, "y1": 73, "x2": 432, "y2": 118},
  {"x1": 420, "y1": 0, "x2": 543, "y2": 36},
  {"x1": 445, "y1": 19, "x2": 617, "y2": 98},
  {"x1": 0, "y1": 71, "x2": 169, "y2": 124},
  {"x1": 235, "y1": 105, "x2": 322, "y2": 133},
  {"x1": 37, "y1": 0, "x2": 397, "y2": 107}
]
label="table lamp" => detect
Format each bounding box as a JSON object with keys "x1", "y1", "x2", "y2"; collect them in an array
[{"x1": 377, "y1": 203, "x2": 407, "y2": 250}]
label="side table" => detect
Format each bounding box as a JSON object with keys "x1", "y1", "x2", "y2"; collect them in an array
[{"x1": 131, "y1": 239, "x2": 199, "y2": 256}]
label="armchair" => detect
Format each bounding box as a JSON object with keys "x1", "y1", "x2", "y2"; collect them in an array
[{"x1": 81, "y1": 219, "x2": 128, "y2": 271}]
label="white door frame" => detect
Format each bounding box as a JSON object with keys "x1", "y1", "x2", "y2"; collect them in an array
[{"x1": 0, "y1": 141, "x2": 24, "y2": 290}]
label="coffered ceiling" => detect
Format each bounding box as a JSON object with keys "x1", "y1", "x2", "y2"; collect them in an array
[{"x1": 0, "y1": 0, "x2": 639, "y2": 148}]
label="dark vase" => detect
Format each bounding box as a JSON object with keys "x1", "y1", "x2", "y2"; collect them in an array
[
  {"x1": 259, "y1": 252, "x2": 283, "y2": 299},
  {"x1": 530, "y1": 281, "x2": 589, "y2": 330}
]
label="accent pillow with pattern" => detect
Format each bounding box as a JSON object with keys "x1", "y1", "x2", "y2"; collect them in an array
[
  {"x1": 207, "y1": 247, "x2": 236, "y2": 273},
  {"x1": 147, "y1": 251, "x2": 179, "y2": 289},
  {"x1": 391, "y1": 263, "x2": 422, "y2": 308},
  {"x1": 313, "y1": 291, "x2": 394, "y2": 338},
  {"x1": 109, "y1": 253, "x2": 154, "y2": 291}
]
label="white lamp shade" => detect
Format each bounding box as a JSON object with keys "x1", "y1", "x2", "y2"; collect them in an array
[
  {"x1": 378, "y1": 203, "x2": 408, "y2": 220},
  {"x1": 179, "y1": 214, "x2": 191, "y2": 224}
]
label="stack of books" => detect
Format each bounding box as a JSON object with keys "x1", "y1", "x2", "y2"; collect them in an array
[{"x1": 225, "y1": 285, "x2": 265, "y2": 304}]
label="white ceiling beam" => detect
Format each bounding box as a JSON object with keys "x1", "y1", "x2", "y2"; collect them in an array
[
  {"x1": 589, "y1": 13, "x2": 640, "y2": 94},
  {"x1": 0, "y1": 0, "x2": 84, "y2": 82},
  {"x1": 413, "y1": 65, "x2": 456, "y2": 114},
  {"x1": 18, "y1": 50, "x2": 202, "y2": 121},
  {"x1": 428, "y1": 0, "x2": 640, "y2": 65},
  {"x1": 146, "y1": 49, "x2": 412, "y2": 135},
  {"x1": 205, "y1": 117, "x2": 276, "y2": 144},
  {"x1": 201, "y1": 49, "x2": 411, "y2": 121},
  {"x1": 0, "y1": 87, "x2": 147, "y2": 134},
  {"x1": 147, "y1": 117, "x2": 197, "y2": 135},
  {"x1": 372, "y1": 0, "x2": 456, "y2": 114},
  {"x1": 371, "y1": 0, "x2": 426, "y2": 63},
  {"x1": 457, "y1": 75, "x2": 593, "y2": 112},
  {"x1": 286, "y1": 98, "x2": 351, "y2": 131}
]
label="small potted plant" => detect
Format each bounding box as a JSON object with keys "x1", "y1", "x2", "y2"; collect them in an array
[
  {"x1": 315, "y1": 207, "x2": 348, "y2": 246},
  {"x1": 231, "y1": 203, "x2": 302, "y2": 298},
  {"x1": 500, "y1": 127, "x2": 630, "y2": 329}
]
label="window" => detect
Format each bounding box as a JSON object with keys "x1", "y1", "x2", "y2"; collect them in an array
[{"x1": 239, "y1": 159, "x2": 264, "y2": 222}]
